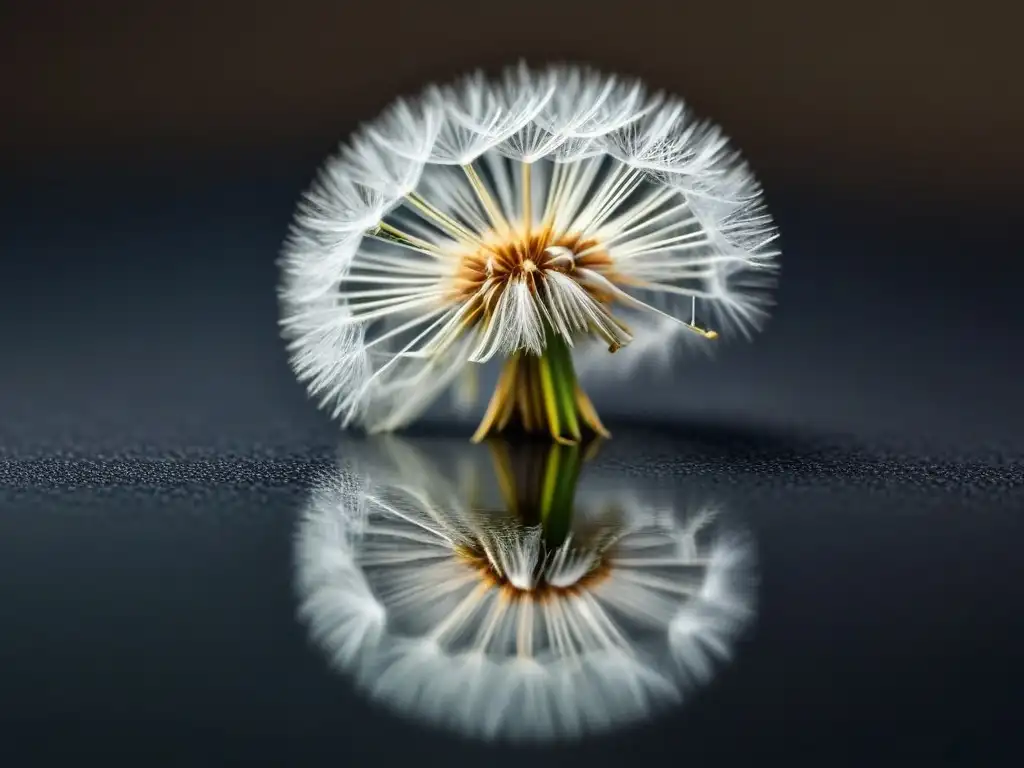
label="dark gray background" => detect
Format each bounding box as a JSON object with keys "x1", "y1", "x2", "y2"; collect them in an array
[{"x1": 3, "y1": 2, "x2": 1024, "y2": 765}]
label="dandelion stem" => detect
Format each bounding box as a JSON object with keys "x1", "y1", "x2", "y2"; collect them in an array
[
  {"x1": 470, "y1": 328, "x2": 611, "y2": 444},
  {"x1": 537, "y1": 353, "x2": 568, "y2": 444},
  {"x1": 539, "y1": 442, "x2": 584, "y2": 549},
  {"x1": 539, "y1": 443, "x2": 561, "y2": 526},
  {"x1": 483, "y1": 438, "x2": 586, "y2": 549}
]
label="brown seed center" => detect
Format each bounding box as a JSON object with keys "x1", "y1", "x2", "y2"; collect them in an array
[{"x1": 452, "y1": 229, "x2": 614, "y2": 304}]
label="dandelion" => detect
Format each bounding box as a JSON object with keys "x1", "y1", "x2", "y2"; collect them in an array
[
  {"x1": 281, "y1": 63, "x2": 779, "y2": 443},
  {"x1": 294, "y1": 436, "x2": 757, "y2": 742}
]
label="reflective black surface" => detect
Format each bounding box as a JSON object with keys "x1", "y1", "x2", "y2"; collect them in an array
[
  {"x1": 2, "y1": 163, "x2": 1023, "y2": 764},
  {"x1": 2, "y1": 424, "x2": 1022, "y2": 765}
]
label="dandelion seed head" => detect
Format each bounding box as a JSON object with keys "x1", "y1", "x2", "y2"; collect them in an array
[{"x1": 281, "y1": 63, "x2": 780, "y2": 433}]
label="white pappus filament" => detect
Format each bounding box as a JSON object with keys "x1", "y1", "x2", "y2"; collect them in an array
[{"x1": 280, "y1": 63, "x2": 780, "y2": 434}]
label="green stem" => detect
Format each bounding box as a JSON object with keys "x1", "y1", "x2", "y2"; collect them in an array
[
  {"x1": 539, "y1": 442, "x2": 583, "y2": 548},
  {"x1": 544, "y1": 331, "x2": 582, "y2": 442},
  {"x1": 471, "y1": 326, "x2": 611, "y2": 443}
]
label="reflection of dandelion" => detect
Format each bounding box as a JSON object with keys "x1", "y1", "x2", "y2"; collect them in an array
[{"x1": 295, "y1": 437, "x2": 757, "y2": 742}]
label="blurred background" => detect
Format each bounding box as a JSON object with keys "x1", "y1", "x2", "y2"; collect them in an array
[
  {"x1": 5, "y1": 0, "x2": 1023, "y2": 195},
  {"x1": 2, "y1": 0, "x2": 1023, "y2": 453}
]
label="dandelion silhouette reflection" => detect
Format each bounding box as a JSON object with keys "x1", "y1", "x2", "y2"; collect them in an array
[{"x1": 294, "y1": 436, "x2": 757, "y2": 742}]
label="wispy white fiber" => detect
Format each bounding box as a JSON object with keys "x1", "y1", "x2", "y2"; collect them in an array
[{"x1": 281, "y1": 63, "x2": 780, "y2": 431}]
